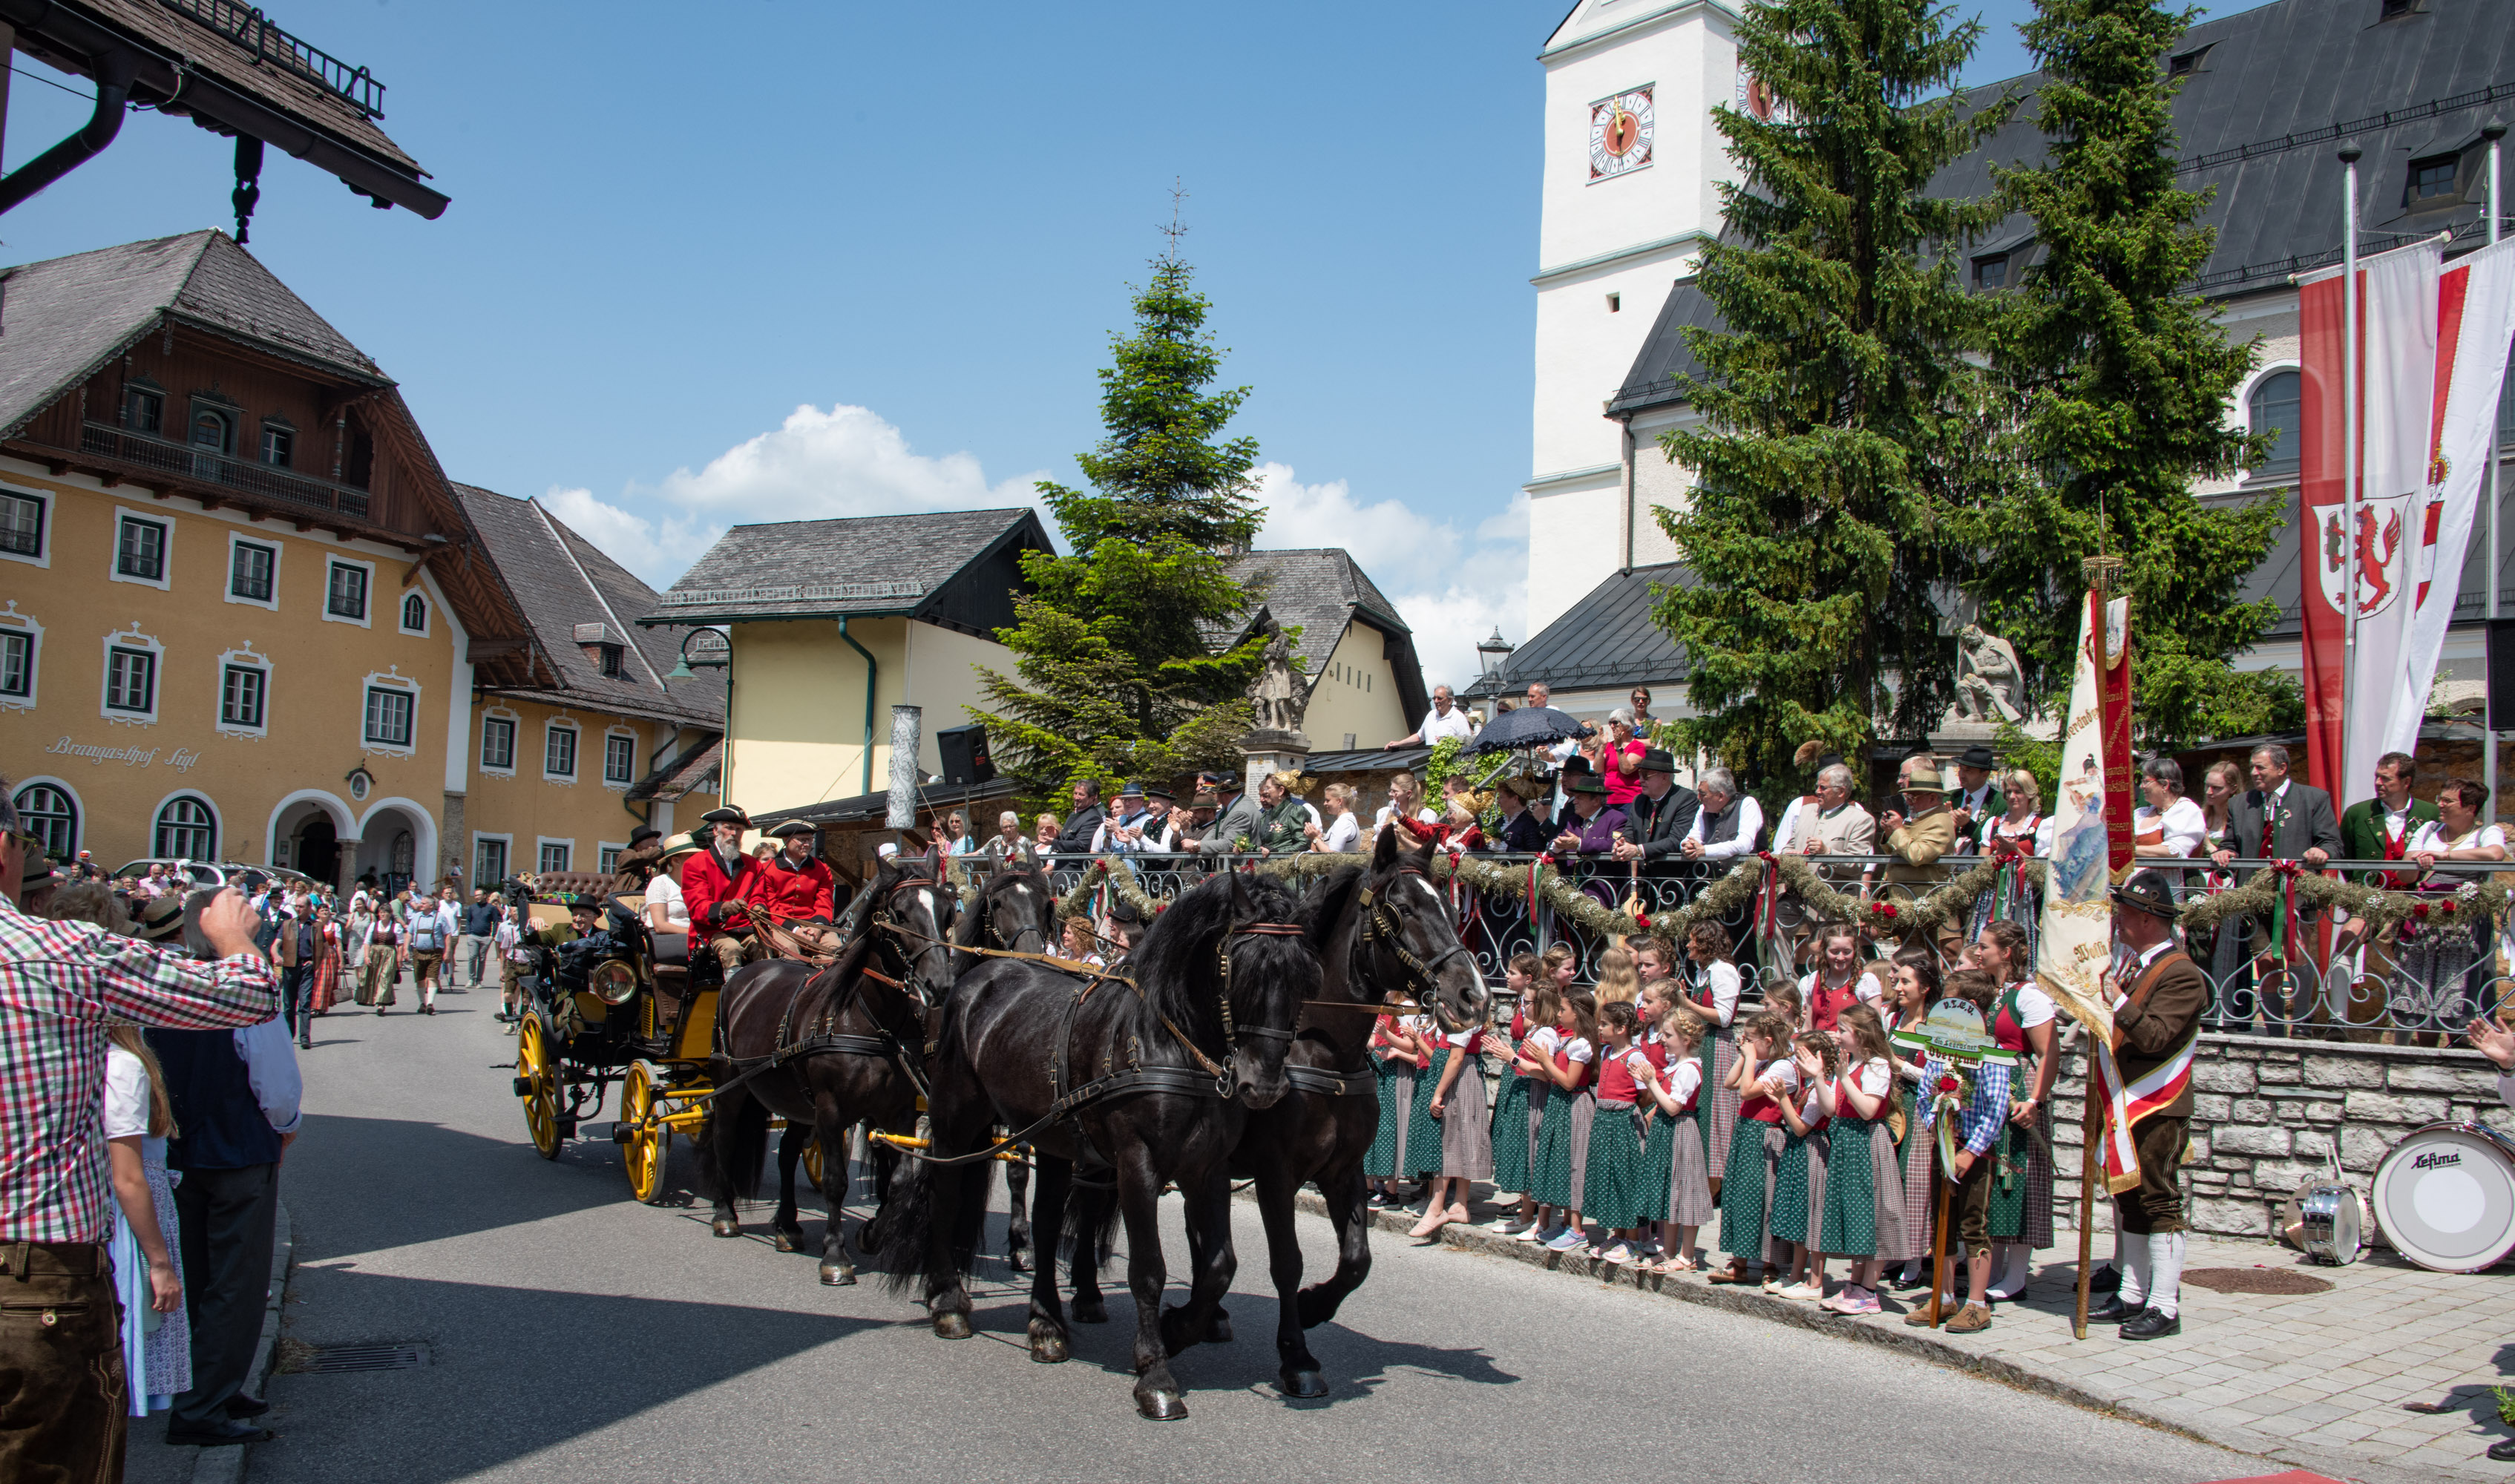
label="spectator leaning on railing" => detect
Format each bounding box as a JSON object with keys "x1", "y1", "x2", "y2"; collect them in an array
[
  {"x1": 1610, "y1": 750, "x2": 1699, "y2": 864},
  {"x1": 1679, "y1": 768, "x2": 1763, "y2": 861},
  {"x1": 0, "y1": 778, "x2": 280, "y2": 1476}
]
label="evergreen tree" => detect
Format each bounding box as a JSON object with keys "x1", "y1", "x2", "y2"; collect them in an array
[
  {"x1": 1650, "y1": 0, "x2": 2010, "y2": 792},
  {"x1": 1962, "y1": 0, "x2": 2292, "y2": 743},
  {"x1": 970, "y1": 233, "x2": 1272, "y2": 804}
]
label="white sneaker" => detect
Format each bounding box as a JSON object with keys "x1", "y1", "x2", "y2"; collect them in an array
[
  {"x1": 1489, "y1": 1215, "x2": 1532, "y2": 1235},
  {"x1": 1516, "y1": 1223, "x2": 1555, "y2": 1244},
  {"x1": 1779, "y1": 1281, "x2": 1823, "y2": 1301}
]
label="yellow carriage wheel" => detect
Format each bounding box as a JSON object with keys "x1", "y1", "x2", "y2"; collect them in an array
[
  {"x1": 802, "y1": 1136, "x2": 827, "y2": 1193},
  {"x1": 516, "y1": 1015, "x2": 563, "y2": 1160},
  {"x1": 620, "y1": 1062, "x2": 669, "y2": 1204}
]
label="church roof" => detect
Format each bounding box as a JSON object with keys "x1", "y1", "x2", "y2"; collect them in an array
[
  {"x1": 1463, "y1": 562, "x2": 1693, "y2": 699},
  {"x1": 1609, "y1": 0, "x2": 2515, "y2": 415}
]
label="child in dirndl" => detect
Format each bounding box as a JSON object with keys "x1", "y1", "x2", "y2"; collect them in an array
[
  {"x1": 1802, "y1": 924, "x2": 1883, "y2": 1032},
  {"x1": 1819, "y1": 1005, "x2": 1910, "y2": 1315},
  {"x1": 1580, "y1": 1002, "x2": 1656, "y2": 1264},
  {"x1": 1710, "y1": 1011, "x2": 1798, "y2": 1285},
  {"x1": 1769, "y1": 1031, "x2": 1837, "y2": 1299},
  {"x1": 1636, "y1": 1008, "x2": 1714, "y2": 1273},
  {"x1": 1679, "y1": 922, "x2": 1745, "y2": 1181},
  {"x1": 1489, "y1": 971, "x2": 1560, "y2": 1235},
  {"x1": 1524, "y1": 991, "x2": 1598, "y2": 1251},
  {"x1": 1885, "y1": 951, "x2": 1945, "y2": 1287},
  {"x1": 1414, "y1": 1016, "x2": 1492, "y2": 1237},
  {"x1": 1365, "y1": 1012, "x2": 1425, "y2": 1206},
  {"x1": 1402, "y1": 1013, "x2": 1446, "y2": 1199}
]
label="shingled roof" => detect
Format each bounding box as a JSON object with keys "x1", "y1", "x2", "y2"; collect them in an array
[
  {"x1": 457, "y1": 484, "x2": 726, "y2": 728},
  {"x1": 0, "y1": 230, "x2": 381, "y2": 440},
  {"x1": 1221, "y1": 548, "x2": 1431, "y2": 723},
  {"x1": 1610, "y1": 0, "x2": 2515, "y2": 415},
  {"x1": 1463, "y1": 562, "x2": 1691, "y2": 700},
  {"x1": 639, "y1": 508, "x2": 1054, "y2": 634}
]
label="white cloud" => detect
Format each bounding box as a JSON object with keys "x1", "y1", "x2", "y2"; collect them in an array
[{"x1": 1251, "y1": 463, "x2": 1528, "y2": 693}]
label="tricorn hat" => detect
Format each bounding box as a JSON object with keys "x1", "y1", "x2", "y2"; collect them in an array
[
  {"x1": 2110, "y1": 869, "x2": 2182, "y2": 922},
  {"x1": 766, "y1": 821, "x2": 815, "y2": 840},
  {"x1": 701, "y1": 806, "x2": 751, "y2": 827},
  {"x1": 1955, "y1": 743, "x2": 1998, "y2": 770}
]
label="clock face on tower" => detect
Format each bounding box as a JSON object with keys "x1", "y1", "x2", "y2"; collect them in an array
[{"x1": 1588, "y1": 88, "x2": 1653, "y2": 180}]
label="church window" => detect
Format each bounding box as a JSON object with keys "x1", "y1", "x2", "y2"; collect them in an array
[
  {"x1": 2408, "y1": 156, "x2": 2460, "y2": 206},
  {"x1": 1607, "y1": 293, "x2": 1622, "y2": 313},
  {"x1": 1972, "y1": 255, "x2": 2007, "y2": 289},
  {"x1": 2248, "y1": 370, "x2": 2302, "y2": 472}
]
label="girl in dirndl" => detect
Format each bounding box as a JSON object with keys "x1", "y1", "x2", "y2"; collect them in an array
[
  {"x1": 1971, "y1": 921, "x2": 2057, "y2": 1301},
  {"x1": 1580, "y1": 1002, "x2": 1656, "y2": 1264},
  {"x1": 1768, "y1": 1031, "x2": 1837, "y2": 1299},
  {"x1": 1490, "y1": 975, "x2": 1561, "y2": 1236},
  {"x1": 1365, "y1": 1012, "x2": 1426, "y2": 1206},
  {"x1": 1885, "y1": 951, "x2": 1943, "y2": 1287},
  {"x1": 1524, "y1": 991, "x2": 1598, "y2": 1251},
  {"x1": 1679, "y1": 922, "x2": 1745, "y2": 1183},
  {"x1": 1801, "y1": 924, "x2": 1882, "y2": 1033},
  {"x1": 1403, "y1": 1014, "x2": 1447, "y2": 1198},
  {"x1": 105, "y1": 1027, "x2": 189, "y2": 1414},
  {"x1": 1636, "y1": 1008, "x2": 1714, "y2": 1273},
  {"x1": 1414, "y1": 1017, "x2": 1493, "y2": 1237},
  {"x1": 1710, "y1": 1011, "x2": 1799, "y2": 1285},
  {"x1": 1819, "y1": 1005, "x2": 1910, "y2": 1316},
  {"x1": 308, "y1": 903, "x2": 344, "y2": 1017}
]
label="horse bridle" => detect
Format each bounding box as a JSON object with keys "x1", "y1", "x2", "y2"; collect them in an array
[
  {"x1": 1358, "y1": 866, "x2": 1475, "y2": 1017},
  {"x1": 868, "y1": 875, "x2": 954, "y2": 1002},
  {"x1": 1155, "y1": 918, "x2": 1305, "y2": 1089}
]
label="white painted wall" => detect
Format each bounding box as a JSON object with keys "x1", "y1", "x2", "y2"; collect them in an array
[{"x1": 1527, "y1": 475, "x2": 1627, "y2": 636}]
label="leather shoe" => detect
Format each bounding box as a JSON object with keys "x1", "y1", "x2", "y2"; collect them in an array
[
  {"x1": 2488, "y1": 1438, "x2": 2515, "y2": 1462},
  {"x1": 2119, "y1": 1306, "x2": 2181, "y2": 1341},
  {"x1": 2085, "y1": 1294, "x2": 2133, "y2": 1323},
  {"x1": 168, "y1": 1419, "x2": 274, "y2": 1446},
  {"x1": 224, "y1": 1394, "x2": 269, "y2": 1419},
  {"x1": 2086, "y1": 1264, "x2": 2120, "y2": 1294}
]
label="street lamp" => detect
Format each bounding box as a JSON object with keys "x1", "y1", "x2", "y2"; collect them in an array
[
  {"x1": 1476, "y1": 626, "x2": 1515, "y2": 681},
  {"x1": 666, "y1": 628, "x2": 730, "y2": 680}
]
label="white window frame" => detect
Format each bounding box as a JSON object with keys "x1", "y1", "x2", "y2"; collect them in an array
[
  {"x1": 535, "y1": 837, "x2": 574, "y2": 874},
  {"x1": 213, "y1": 642, "x2": 273, "y2": 739},
  {"x1": 151, "y1": 789, "x2": 220, "y2": 861},
  {"x1": 399, "y1": 590, "x2": 429, "y2": 636},
  {"x1": 478, "y1": 708, "x2": 519, "y2": 776},
  {"x1": 473, "y1": 833, "x2": 513, "y2": 887},
  {"x1": 543, "y1": 720, "x2": 581, "y2": 784},
  {"x1": 322, "y1": 556, "x2": 376, "y2": 628},
  {"x1": 2234, "y1": 358, "x2": 2304, "y2": 481},
  {"x1": 109, "y1": 508, "x2": 174, "y2": 591},
  {"x1": 11, "y1": 776, "x2": 82, "y2": 861},
  {"x1": 224, "y1": 532, "x2": 282, "y2": 610},
  {"x1": 602, "y1": 728, "x2": 638, "y2": 788},
  {"x1": 358, "y1": 666, "x2": 422, "y2": 758},
  {"x1": 0, "y1": 484, "x2": 52, "y2": 569},
  {"x1": 597, "y1": 841, "x2": 626, "y2": 876},
  {"x1": 0, "y1": 601, "x2": 41, "y2": 712},
  {"x1": 99, "y1": 623, "x2": 164, "y2": 726}
]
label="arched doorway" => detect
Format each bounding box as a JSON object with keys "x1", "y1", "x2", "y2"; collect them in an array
[{"x1": 295, "y1": 815, "x2": 341, "y2": 888}]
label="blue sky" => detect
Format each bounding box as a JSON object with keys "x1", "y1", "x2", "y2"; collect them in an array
[{"x1": 2, "y1": 0, "x2": 2226, "y2": 687}]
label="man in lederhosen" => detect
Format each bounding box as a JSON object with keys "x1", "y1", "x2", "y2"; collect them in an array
[{"x1": 2088, "y1": 869, "x2": 2209, "y2": 1340}]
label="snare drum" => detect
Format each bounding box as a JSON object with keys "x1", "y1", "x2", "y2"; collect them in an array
[
  {"x1": 2298, "y1": 1182, "x2": 2361, "y2": 1264},
  {"x1": 2372, "y1": 1121, "x2": 2515, "y2": 1273}
]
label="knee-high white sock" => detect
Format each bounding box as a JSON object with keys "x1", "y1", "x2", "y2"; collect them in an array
[
  {"x1": 2147, "y1": 1231, "x2": 2185, "y2": 1319},
  {"x1": 2117, "y1": 1235, "x2": 2152, "y2": 1309},
  {"x1": 2108, "y1": 1229, "x2": 2127, "y2": 1271}
]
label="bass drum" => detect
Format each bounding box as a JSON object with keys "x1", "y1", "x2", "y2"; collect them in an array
[{"x1": 2372, "y1": 1122, "x2": 2515, "y2": 1273}]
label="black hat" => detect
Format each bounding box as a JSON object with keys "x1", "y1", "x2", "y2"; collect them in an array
[
  {"x1": 629, "y1": 825, "x2": 663, "y2": 847},
  {"x1": 1200, "y1": 769, "x2": 1240, "y2": 792},
  {"x1": 766, "y1": 821, "x2": 816, "y2": 841},
  {"x1": 701, "y1": 806, "x2": 751, "y2": 827},
  {"x1": 1955, "y1": 744, "x2": 1998, "y2": 770},
  {"x1": 2110, "y1": 869, "x2": 2181, "y2": 922},
  {"x1": 1144, "y1": 781, "x2": 1175, "y2": 802},
  {"x1": 1565, "y1": 772, "x2": 1607, "y2": 795},
  {"x1": 1560, "y1": 756, "x2": 1595, "y2": 777},
  {"x1": 1638, "y1": 749, "x2": 1677, "y2": 774}
]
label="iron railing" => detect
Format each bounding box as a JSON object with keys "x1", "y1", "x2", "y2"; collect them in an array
[
  {"x1": 156, "y1": 0, "x2": 389, "y2": 117},
  {"x1": 78, "y1": 422, "x2": 373, "y2": 524},
  {"x1": 1010, "y1": 851, "x2": 2511, "y2": 1042}
]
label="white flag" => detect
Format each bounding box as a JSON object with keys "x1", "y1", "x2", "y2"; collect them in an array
[{"x1": 2037, "y1": 591, "x2": 2116, "y2": 1039}]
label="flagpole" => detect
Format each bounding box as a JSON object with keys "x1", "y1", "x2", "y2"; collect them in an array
[
  {"x1": 2487, "y1": 119, "x2": 2505, "y2": 825},
  {"x1": 2341, "y1": 142, "x2": 2363, "y2": 668}
]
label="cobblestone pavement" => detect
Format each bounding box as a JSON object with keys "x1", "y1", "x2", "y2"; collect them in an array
[{"x1": 1360, "y1": 1187, "x2": 2515, "y2": 1484}]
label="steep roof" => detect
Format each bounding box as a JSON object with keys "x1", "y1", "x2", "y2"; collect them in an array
[
  {"x1": 1464, "y1": 562, "x2": 1692, "y2": 699},
  {"x1": 0, "y1": 229, "x2": 382, "y2": 440},
  {"x1": 640, "y1": 508, "x2": 1052, "y2": 629},
  {"x1": 456, "y1": 484, "x2": 726, "y2": 727},
  {"x1": 1222, "y1": 548, "x2": 1431, "y2": 723},
  {"x1": 1610, "y1": 0, "x2": 2515, "y2": 414}
]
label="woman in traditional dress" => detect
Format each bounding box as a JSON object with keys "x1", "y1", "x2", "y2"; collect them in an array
[
  {"x1": 1970, "y1": 920, "x2": 2056, "y2": 1301},
  {"x1": 1883, "y1": 951, "x2": 1942, "y2": 1288},
  {"x1": 1254, "y1": 772, "x2": 1312, "y2": 856},
  {"x1": 307, "y1": 902, "x2": 344, "y2": 1017},
  {"x1": 1365, "y1": 1012, "x2": 1424, "y2": 1208}
]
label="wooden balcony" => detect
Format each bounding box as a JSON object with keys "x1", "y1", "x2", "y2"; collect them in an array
[{"x1": 22, "y1": 422, "x2": 422, "y2": 540}]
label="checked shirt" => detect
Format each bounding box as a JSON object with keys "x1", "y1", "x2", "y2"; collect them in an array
[{"x1": 0, "y1": 895, "x2": 278, "y2": 1244}]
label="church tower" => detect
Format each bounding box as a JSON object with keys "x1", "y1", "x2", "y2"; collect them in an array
[{"x1": 1525, "y1": 0, "x2": 1739, "y2": 638}]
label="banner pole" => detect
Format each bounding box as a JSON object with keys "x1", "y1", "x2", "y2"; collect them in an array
[
  {"x1": 2488, "y1": 120, "x2": 2505, "y2": 825},
  {"x1": 2341, "y1": 142, "x2": 2363, "y2": 666}
]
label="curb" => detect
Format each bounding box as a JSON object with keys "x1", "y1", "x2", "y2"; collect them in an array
[
  {"x1": 186, "y1": 1201, "x2": 292, "y2": 1484},
  {"x1": 1253, "y1": 1188, "x2": 2495, "y2": 1484}
]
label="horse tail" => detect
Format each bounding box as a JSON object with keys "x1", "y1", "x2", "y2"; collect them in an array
[
  {"x1": 875, "y1": 1146, "x2": 940, "y2": 1292},
  {"x1": 1063, "y1": 1172, "x2": 1124, "y2": 1274},
  {"x1": 701, "y1": 1084, "x2": 772, "y2": 1204}
]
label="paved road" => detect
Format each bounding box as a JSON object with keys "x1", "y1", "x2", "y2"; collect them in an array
[{"x1": 217, "y1": 985, "x2": 2255, "y2": 1483}]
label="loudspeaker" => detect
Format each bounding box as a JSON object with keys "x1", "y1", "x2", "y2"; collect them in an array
[
  {"x1": 936, "y1": 723, "x2": 994, "y2": 786},
  {"x1": 2491, "y1": 618, "x2": 2515, "y2": 732}
]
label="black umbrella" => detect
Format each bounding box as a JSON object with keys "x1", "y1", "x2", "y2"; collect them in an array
[{"x1": 1467, "y1": 706, "x2": 1590, "y2": 755}]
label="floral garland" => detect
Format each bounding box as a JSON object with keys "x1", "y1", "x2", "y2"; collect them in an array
[{"x1": 2177, "y1": 861, "x2": 2511, "y2": 936}]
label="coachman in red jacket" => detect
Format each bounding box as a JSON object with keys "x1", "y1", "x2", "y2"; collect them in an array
[
  {"x1": 680, "y1": 806, "x2": 764, "y2": 975},
  {"x1": 753, "y1": 821, "x2": 839, "y2": 952}
]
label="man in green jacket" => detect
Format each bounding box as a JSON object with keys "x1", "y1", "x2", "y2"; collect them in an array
[{"x1": 2333, "y1": 751, "x2": 2436, "y2": 1032}]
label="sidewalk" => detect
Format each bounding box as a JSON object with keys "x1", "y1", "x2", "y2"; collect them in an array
[{"x1": 1302, "y1": 1188, "x2": 2515, "y2": 1484}]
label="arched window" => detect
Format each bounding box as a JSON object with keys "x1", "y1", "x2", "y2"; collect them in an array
[
  {"x1": 12, "y1": 783, "x2": 75, "y2": 860},
  {"x1": 2248, "y1": 370, "x2": 2301, "y2": 471},
  {"x1": 390, "y1": 830, "x2": 414, "y2": 876},
  {"x1": 190, "y1": 408, "x2": 232, "y2": 455},
  {"x1": 401, "y1": 593, "x2": 427, "y2": 633},
  {"x1": 155, "y1": 795, "x2": 216, "y2": 859}
]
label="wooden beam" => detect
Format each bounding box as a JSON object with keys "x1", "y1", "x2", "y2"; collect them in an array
[
  {"x1": 400, "y1": 543, "x2": 447, "y2": 589},
  {"x1": 101, "y1": 472, "x2": 121, "y2": 488}
]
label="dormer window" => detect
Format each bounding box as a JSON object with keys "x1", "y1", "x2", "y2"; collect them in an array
[
  {"x1": 260, "y1": 417, "x2": 296, "y2": 468},
  {"x1": 574, "y1": 620, "x2": 626, "y2": 679},
  {"x1": 1973, "y1": 255, "x2": 2008, "y2": 289},
  {"x1": 2167, "y1": 44, "x2": 2212, "y2": 76},
  {"x1": 188, "y1": 401, "x2": 235, "y2": 456},
  {"x1": 122, "y1": 378, "x2": 164, "y2": 434},
  {"x1": 2409, "y1": 154, "x2": 2462, "y2": 206},
  {"x1": 600, "y1": 645, "x2": 623, "y2": 677}
]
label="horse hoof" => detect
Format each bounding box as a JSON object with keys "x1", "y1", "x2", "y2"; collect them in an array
[
  {"x1": 1276, "y1": 1369, "x2": 1329, "y2": 1399},
  {"x1": 820, "y1": 1264, "x2": 856, "y2": 1287},
  {"x1": 932, "y1": 1311, "x2": 974, "y2": 1339},
  {"x1": 709, "y1": 1218, "x2": 741, "y2": 1239},
  {"x1": 1071, "y1": 1296, "x2": 1108, "y2": 1324},
  {"x1": 1205, "y1": 1310, "x2": 1234, "y2": 1344},
  {"x1": 1006, "y1": 1250, "x2": 1031, "y2": 1274},
  {"x1": 1026, "y1": 1323, "x2": 1069, "y2": 1365},
  {"x1": 1135, "y1": 1387, "x2": 1189, "y2": 1421},
  {"x1": 773, "y1": 1229, "x2": 803, "y2": 1254}
]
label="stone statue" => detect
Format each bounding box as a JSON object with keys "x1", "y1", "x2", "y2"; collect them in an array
[
  {"x1": 1952, "y1": 623, "x2": 2026, "y2": 723},
  {"x1": 1250, "y1": 623, "x2": 1308, "y2": 735}
]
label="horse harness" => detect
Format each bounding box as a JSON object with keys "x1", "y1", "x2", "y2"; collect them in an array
[
  {"x1": 708, "y1": 877, "x2": 945, "y2": 1103},
  {"x1": 1285, "y1": 867, "x2": 1466, "y2": 1102}
]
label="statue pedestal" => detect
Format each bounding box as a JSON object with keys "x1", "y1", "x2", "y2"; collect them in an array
[{"x1": 1242, "y1": 729, "x2": 1312, "y2": 798}]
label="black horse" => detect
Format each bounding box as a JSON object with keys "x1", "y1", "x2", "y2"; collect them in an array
[
  {"x1": 949, "y1": 862, "x2": 1060, "y2": 1273},
  {"x1": 882, "y1": 870, "x2": 1315, "y2": 1419},
  {"x1": 698, "y1": 852, "x2": 957, "y2": 1284}
]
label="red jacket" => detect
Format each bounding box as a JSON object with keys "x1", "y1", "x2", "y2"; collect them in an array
[
  {"x1": 751, "y1": 851, "x2": 836, "y2": 925},
  {"x1": 681, "y1": 847, "x2": 761, "y2": 935}
]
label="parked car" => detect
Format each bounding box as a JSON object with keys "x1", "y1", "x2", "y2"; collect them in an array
[{"x1": 111, "y1": 859, "x2": 315, "y2": 892}]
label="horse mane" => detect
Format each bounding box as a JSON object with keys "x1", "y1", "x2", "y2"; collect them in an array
[
  {"x1": 839, "y1": 857, "x2": 905, "y2": 940},
  {"x1": 1302, "y1": 864, "x2": 1367, "y2": 953},
  {"x1": 954, "y1": 864, "x2": 1050, "y2": 951},
  {"x1": 1132, "y1": 870, "x2": 1303, "y2": 1017}
]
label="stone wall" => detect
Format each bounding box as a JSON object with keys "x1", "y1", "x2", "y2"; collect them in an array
[{"x1": 2045, "y1": 1033, "x2": 2511, "y2": 1242}]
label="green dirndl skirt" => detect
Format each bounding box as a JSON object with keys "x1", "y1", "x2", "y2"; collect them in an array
[
  {"x1": 1582, "y1": 1100, "x2": 1653, "y2": 1228},
  {"x1": 1530, "y1": 1085, "x2": 1592, "y2": 1209},
  {"x1": 1405, "y1": 1054, "x2": 1445, "y2": 1177},
  {"x1": 1490, "y1": 1074, "x2": 1538, "y2": 1191},
  {"x1": 1719, "y1": 1119, "x2": 1780, "y2": 1258},
  {"x1": 1636, "y1": 1109, "x2": 1676, "y2": 1224},
  {"x1": 1769, "y1": 1126, "x2": 1828, "y2": 1247},
  {"x1": 1365, "y1": 1057, "x2": 1411, "y2": 1179},
  {"x1": 1820, "y1": 1118, "x2": 1880, "y2": 1257},
  {"x1": 1987, "y1": 1105, "x2": 2055, "y2": 1248}
]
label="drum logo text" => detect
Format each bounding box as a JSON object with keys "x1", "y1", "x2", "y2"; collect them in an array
[{"x1": 2413, "y1": 1150, "x2": 2464, "y2": 1169}]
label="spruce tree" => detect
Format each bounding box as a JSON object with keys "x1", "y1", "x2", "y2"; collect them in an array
[
  {"x1": 970, "y1": 232, "x2": 1272, "y2": 804},
  {"x1": 1650, "y1": 0, "x2": 2010, "y2": 792},
  {"x1": 1962, "y1": 0, "x2": 2292, "y2": 742}
]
